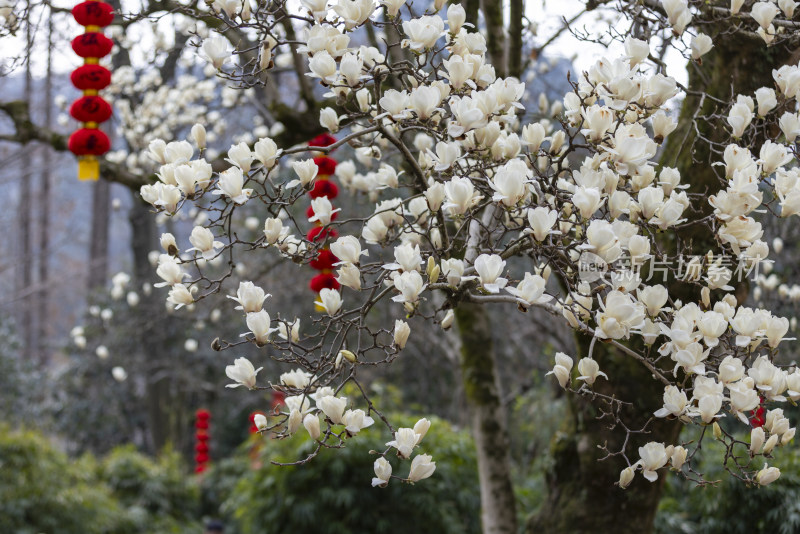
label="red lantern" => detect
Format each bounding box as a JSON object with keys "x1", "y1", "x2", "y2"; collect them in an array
[
  {"x1": 308, "y1": 179, "x2": 339, "y2": 199},
  {"x1": 310, "y1": 249, "x2": 339, "y2": 270},
  {"x1": 71, "y1": 64, "x2": 112, "y2": 90},
  {"x1": 314, "y1": 156, "x2": 337, "y2": 175},
  {"x1": 68, "y1": 128, "x2": 110, "y2": 156},
  {"x1": 70, "y1": 0, "x2": 113, "y2": 181},
  {"x1": 310, "y1": 273, "x2": 341, "y2": 292},
  {"x1": 271, "y1": 391, "x2": 286, "y2": 410},
  {"x1": 71, "y1": 32, "x2": 114, "y2": 58},
  {"x1": 195, "y1": 442, "x2": 209, "y2": 453},
  {"x1": 307, "y1": 226, "x2": 338, "y2": 242},
  {"x1": 72, "y1": 1, "x2": 114, "y2": 26},
  {"x1": 309, "y1": 133, "x2": 337, "y2": 148},
  {"x1": 69, "y1": 95, "x2": 112, "y2": 123},
  {"x1": 196, "y1": 409, "x2": 211, "y2": 420}
]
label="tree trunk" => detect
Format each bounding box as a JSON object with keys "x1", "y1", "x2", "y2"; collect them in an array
[
  {"x1": 508, "y1": 0, "x2": 524, "y2": 79},
  {"x1": 529, "y1": 27, "x2": 793, "y2": 534},
  {"x1": 87, "y1": 179, "x2": 111, "y2": 290},
  {"x1": 17, "y1": 15, "x2": 34, "y2": 356},
  {"x1": 36, "y1": 7, "x2": 53, "y2": 364},
  {"x1": 480, "y1": 0, "x2": 507, "y2": 79},
  {"x1": 456, "y1": 302, "x2": 518, "y2": 534},
  {"x1": 129, "y1": 194, "x2": 175, "y2": 452}
]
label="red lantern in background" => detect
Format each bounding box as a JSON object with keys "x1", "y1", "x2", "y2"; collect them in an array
[
  {"x1": 69, "y1": 95, "x2": 112, "y2": 123},
  {"x1": 68, "y1": 128, "x2": 110, "y2": 156},
  {"x1": 71, "y1": 33, "x2": 114, "y2": 58},
  {"x1": 195, "y1": 409, "x2": 211, "y2": 474},
  {"x1": 306, "y1": 137, "x2": 341, "y2": 310},
  {"x1": 69, "y1": 1, "x2": 114, "y2": 180},
  {"x1": 72, "y1": 0, "x2": 115, "y2": 26},
  {"x1": 71, "y1": 64, "x2": 112, "y2": 90},
  {"x1": 308, "y1": 179, "x2": 339, "y2": 199}
]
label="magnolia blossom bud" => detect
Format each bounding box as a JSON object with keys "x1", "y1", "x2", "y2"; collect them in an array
[
  {"x1": 394, "y1": 320, "x2": 411, "y2": 349},
  {"x1": 751, "y1": 427, "x2": 766, "y2": 455},
  {"x1": 440, "y1": 309, "x2": 455, "y2": 330},
  {"x1": 619, "y1": 466, "x2": 635, "y2": 488},
  {"x1": 191, "y1": 123, "x2": 207, "y2": 150},
  {"x1": 756, "y1": 464, "x2": 781, "y2": 485},
  {"x1": 253, "y1": 413, "x2": 268, "y2": 431},
  {"x1": 303, "y1": 413, "x2": 321, "y2": 440},
  {"x1": 372, "y1": 457, "x2": 392, "y2": 487}
]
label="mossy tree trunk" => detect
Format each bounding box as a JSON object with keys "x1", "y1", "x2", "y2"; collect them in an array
[
  {"x1": 455, "y1": 302, "x2": 518, "y2": 534},
  {"x1": 528, "y1": 29, "x2": 792, "y2": 534}
]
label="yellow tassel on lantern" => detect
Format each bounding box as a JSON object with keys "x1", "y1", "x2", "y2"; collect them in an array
[{"x1": 78, "y1": 156, "x2": 100, "y2": 181}]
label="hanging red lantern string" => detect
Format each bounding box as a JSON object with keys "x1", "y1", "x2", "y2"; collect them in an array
[
  {"x1": 306, "y1": 134, "x2": 340, "y2": 310},
  {"x1": 68, "y1": 0, "x2": 114, "y2": 181},
  {"x1": 194, "y1": 409, "x2": 211, "y2": 474}
]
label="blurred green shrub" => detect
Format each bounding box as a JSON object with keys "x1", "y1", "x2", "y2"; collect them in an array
[
  {"x1": 0, "y1": 424, "x2": 202, "y2": 534},
  {"x1": 219, "y1": 415, "x2": 481, "y2": 534}
]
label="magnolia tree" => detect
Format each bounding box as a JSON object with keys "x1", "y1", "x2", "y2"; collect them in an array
[{"x1": 134, "y1": 0, "x2": 800, "y2": 531}]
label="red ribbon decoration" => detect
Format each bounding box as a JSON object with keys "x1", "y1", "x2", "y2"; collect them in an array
[{"x1": 68, "y1": 1, "x2": 114, "y2": 180}]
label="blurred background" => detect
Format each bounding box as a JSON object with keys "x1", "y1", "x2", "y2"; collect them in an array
[{"x1": 3, "y1": 0, "x2": 800, "y2": 533}]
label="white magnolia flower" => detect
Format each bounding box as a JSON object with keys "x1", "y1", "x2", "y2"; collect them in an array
[
  {"x1": 331, "y1": 235, "x2": 369, "y2": 265},
  {"x1": 407, "y1": 454, "x2": 436, "y2": 482},
  {"x1": 203, "y1": 35, "x2": 230, "y2": 69},
  {"x1": 387, "y1": 427, "x2": 420, "y2": 458},
  {"x1": 392, "y1": 270, "x2": 426, "y2": 303},
  {"x1": 595, "y1": 291, "x2": 646, "y2": 340},
  {"x1": 254, "y1": 137, "x2": 282, "y2": 168},
  {"x1": 315, "y1": 288, "x2": 343, "y2": 316},
  {"x1": 756, "y1": 464, "x2": 781, "y2": 485},
  {"x1": 245, "y1": 309, "x2": 277, "y2": 345},
  {"x1": 690, "y1": 34, "x2": 713, "y2": 60},
  {"x1": 167, "y1": 284, "x2": 194, "y2": 309},
  {"x1": 336, "y1": 263, "x2": 362, "y2": 291},
  {"x1": 318, "y1": 395, "x2": 348, "y2": 424},
  {"x1": 188, "y1": 226, "x2": 224, "y2": 260},
  {"x1": 214, "y1": 167, "x2": 253, "y2": 204},
  {"x1": 372, "y1": 457, "x2": 392, "y2": 487},
  {"x1": 638, "y1": 442, "x2": 668, "y2": 482},
  {"x1": 384, "y1": 243, "x2": 423, "y2": 272},
  {"x1": 309, "y1": 196, "x2": 341, "y2": 225},
  {"x1": 506, "y1": 273, "x2": 552, "y2": 307},
  {"x1": 253, "y1": 413, "x2": 268, "y2": 431},
  {"x1": 228, "y1": 281, "x2": 270, "y2": 313},
  {"x1": 394, "y1": 320, "x2": 411, "y2": 348},
  {"x1": 402, "y1": 15, "x2": 444, "y2": 51},
  {"x1": 290, "y1": 159, "x2": 319, "y2": 188},
  {"x1": 474, "y1": 254, "x2": 507, "y2": 293},
  {"x1": 577, "y1": 357, "x2": 608, "y2": 386},
  {"x1": 546, "y1": 352, "x2": 573, "y2": 388},
  {"x1": 342, "y1": 408, "x2": 375, "y2": 436},
  {"x1": 303, "y1": 413, "x2": 321, "y2": 439},
  {"x1": 225, "y1": 357, "x2": 263, "y2": 389},
  {"x1": 528, "y1": 207, "x2": 559, "y2": 241},
  {"x1": 227, "y1": 142, "x2": 255, "y2": 173}
]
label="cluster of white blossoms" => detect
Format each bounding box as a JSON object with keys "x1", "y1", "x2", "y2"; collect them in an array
[{"x1": 138, "y1": 0, "x2": 800, "y2": 488}]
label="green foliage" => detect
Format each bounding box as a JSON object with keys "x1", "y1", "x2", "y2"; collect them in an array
[
  {"x1": 656, "y1": 427, "x2": 800, "y2": 534},
  {"x1": 0, "y1": 424, "x2": 122, "y2": 534},
  {"x1": 100, "y1": 445, "x2": 201, "y2": 532},
  {"x1": 0, "y1": 424, "x2": 202, "y2": 534},
  {"x1": 220, "y1": 415, "x2": 481, "y2": 534}
]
